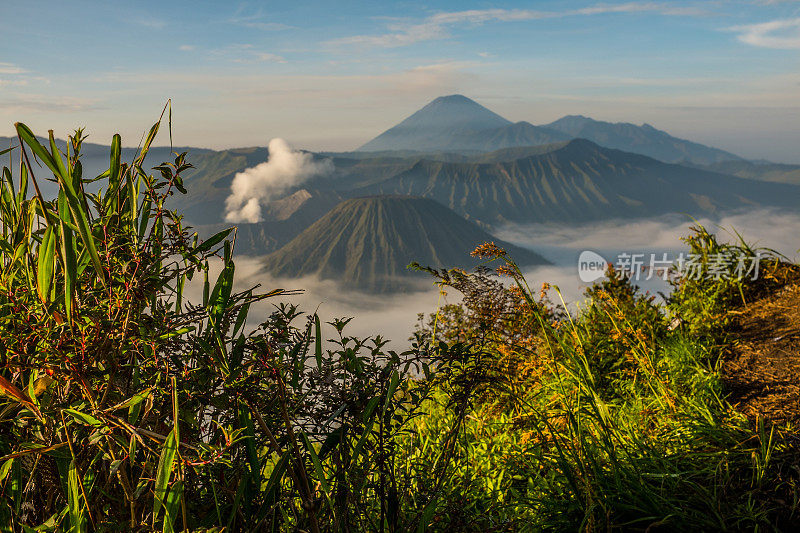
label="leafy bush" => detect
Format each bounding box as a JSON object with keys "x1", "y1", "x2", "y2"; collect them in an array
[
  {"x1": 406, "y1": 239, "x2": 800, "y2": 531},
  {"x1": 0, "y1": 120, "x2": 483, "y2": 531},
  {"x1": 667, "y1": 224, "x2": 800, "y2": 339}
]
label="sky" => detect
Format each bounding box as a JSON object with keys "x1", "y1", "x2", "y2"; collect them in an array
[{"x1": 2, "y1": 1, "x2": 800, "y2": 162}]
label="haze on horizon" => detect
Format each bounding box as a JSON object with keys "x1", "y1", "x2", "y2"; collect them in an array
[{"x1": 2, "y1": 0, "x2": 800, "y2": 163}]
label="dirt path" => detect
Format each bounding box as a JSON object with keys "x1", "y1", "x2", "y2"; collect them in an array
[{"x1": 723, "y1": 284, "x2": 800, "y2": 425}]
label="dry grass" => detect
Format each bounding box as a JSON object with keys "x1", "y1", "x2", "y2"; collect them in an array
[{"x1": 725, "y1": 283, "x2": 800, "y2": 424}]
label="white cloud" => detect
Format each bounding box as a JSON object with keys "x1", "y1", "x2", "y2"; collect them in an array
[
  {"x1": 0, "y1": 62, "x2": 27, "y2": 75},
  {"x1": 0, "y1": 94, "x2": 100, "y2": 113},
  {"x1": 213, "y1": 44, "x2": 287, "y2": 63},
  {"x1": 0, "y1": 79, "x2": 29, "y2": 88},
  {"x1": 328, "y1": 3, "x2": 708, "y2": 48},
  {"x1": 179, "y1": 45, "x2": 195, "y2": 52},
  {"x1": 729, "y1": 18, "x2": 800, "y2": 49},
  {"x1": 573, "y1": 2, "x2": 706, "y2": 16},
  {"x1": 249, "y1": 52, "x2": 287, "y2": 63},
  {"x1": 228, "y1": 6, "x2": 292, "y2": 31},
  {"x1": 190, "y1": 209, "x2": 800, "y2": 351},
  {"x1": 133, "y1": 17, "x2": 167, "y2": 30},
  {"x1": 224, "y1": 138, "x2": 334, "y2": 223}
]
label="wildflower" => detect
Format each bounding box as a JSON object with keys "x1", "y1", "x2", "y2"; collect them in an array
[
  {"x1": 471, "y1": 241, "x2": 507, "y2": 259},
  {"x1": 496, "y1": 265, "x2": 516, "y2": 277}
]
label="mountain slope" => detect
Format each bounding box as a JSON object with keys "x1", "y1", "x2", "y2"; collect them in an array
[
  {"x1": 691, "y1": 160, "x2": 800, "y2": 185},
  {"x1": 543, "y1": 115, "x2": 741, "y2": 165},
  {"x1": 454, "y1": 121, "x2": 569, "y2": 152},
  {"x1": 262, "y1": 196, "x2": 549, "y2": 292},
  {"x1": 356, "y1": 139, "x2": 800, "y2": 225},
  {"x1": 358, "y1": 95, "x2": 567, "y2": 153},
  {"x1": 358, "y1": 95, "x2": 511, "y2": 152}
]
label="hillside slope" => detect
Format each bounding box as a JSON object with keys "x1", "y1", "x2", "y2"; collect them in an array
[
  {"x1": 262, "y1": 196, "x2": 549, "y2": 292},
  {"x1": 693, "y1": 160, "x2": 800, "y2": 185}
]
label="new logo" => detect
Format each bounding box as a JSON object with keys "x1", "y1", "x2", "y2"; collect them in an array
[{"x1": 578, "y1": 250, "x2": 607, "y2": 283}]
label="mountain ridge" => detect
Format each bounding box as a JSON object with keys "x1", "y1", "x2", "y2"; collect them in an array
[
  {"x1": 357, "y1": 95, "x2": 744, "y2": 165},
  {"x1": 355, "y1": 139, "x2": 800, "y2": 225},
  {"x1": 543, "y1": 115, "x2": 742, "y2": 165}
]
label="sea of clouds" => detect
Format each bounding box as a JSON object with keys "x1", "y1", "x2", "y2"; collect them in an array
[{"x1": 190, "y1": 208, "x2": 800, "y2": 351}]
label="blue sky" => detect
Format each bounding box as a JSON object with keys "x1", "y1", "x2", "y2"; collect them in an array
[{"x1": 2, "y1": 1, "x2": 800, "y2": 161}]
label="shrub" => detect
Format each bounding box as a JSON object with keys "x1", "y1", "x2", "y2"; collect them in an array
[
  {"x1": 0, "y1": 119, "x2": 480, "y2": 531},
  {"x1": 406, "y1": 238, "x2": 800, "y2": 531}
]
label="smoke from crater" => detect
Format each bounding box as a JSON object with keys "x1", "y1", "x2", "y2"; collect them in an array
[{"x1": 224, "y1": 138, "x2": 334, "y2": 223}]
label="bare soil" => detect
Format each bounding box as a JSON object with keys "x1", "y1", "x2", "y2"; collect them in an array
[{"x1": 724, "y1": 284, "x2": 800, "y2": 424}]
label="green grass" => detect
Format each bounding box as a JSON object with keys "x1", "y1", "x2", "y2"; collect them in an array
[{"x1": 407, "y1": 241, "x2": 800, "y2": 531}]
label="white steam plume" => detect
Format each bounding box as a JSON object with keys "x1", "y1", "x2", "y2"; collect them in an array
[{"x1": 224, "y1": 138, "x2": 334, "y2": 223}]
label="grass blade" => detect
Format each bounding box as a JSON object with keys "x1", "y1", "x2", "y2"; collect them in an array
[
  {"x1": 37, "y1": 225, "x2": 56, "y2": 303},
  {"x1": 153, "y1": 430, "x2": 177, "y2": 524}
]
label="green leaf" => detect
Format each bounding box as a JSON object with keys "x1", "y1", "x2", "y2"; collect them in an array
[
  {"x1": 349, "y1": 418, "x2": 375, "y2": 469},
  {"x1": 104, "y1": 134, "x2": 122, "y2": 214},
  {"x1": 232, "y1": 302, "x2": 250, "y2": 339},
  {"x1": 314, "y1": 314, "x2": 323, "y2": 369},
  {"x1": 208, "y1": 256, "x2": 234, "y2": 322},
  {"x1": 0, "y1": 459, "x2": 13, "y2": 482},
  {"x1": 36, "y1": 226, "x2": 56, "y2": 303},
  {"x1": 382, "y1": 370, "x2": 400, "y2": 417},
  {"x1": 317, "y1": 426, "x2": 345, "y2": 461},
  {"x1": 67, "y1": 460, "x2": 86, "y2": 532},
  {"x1": 58, "y1": 190, "x2": 77, "y2": 321},
  {"x1": 363, "y1": 396, "x2": 381, "y2": 423},
  {"x1": 152, "y1": 431, "x2": 177, "y2": 523},
  {"x1": 15, "y1": 123, "x2": 60, "y2": 177},
  {"x1": 16, "y1": 124, "x2": 106, "y2": 288},
  {"x1": 192, "y1": 227, "x2": 234, "y2": 254},
  {"x1": 301, "y1": 432, "x2": 334, "y2": 509},
  {"x1": 161, "y1": 480, "x2": 184, "y2": 533},
  {"x1": 238, "y1": 407, "x2": 259, "y2": 508},
  {"x1": 417, "y1": 499, "x2": 438, "y2": 533},
  {"x1": 48, "y1": 131, "x2": 69, "y2": 182},
  {"x1": 138, "y1": 195, "x2": 152, "y2": 240},
  {"x1": 262, "y1": 450, "x2": 290, "y2": 501},
  {"x1": 16, "y1": 163, "x2": 28, "y2": 211},
  {"x1": 157, "y1": 326, "x2": 194, "y2": 340},
  {"x1": 104, "y1": 387, "x2": 152, "y2": 419},
  {"x1": 109, "y1": 134, "x2": 121, "y2": 191},
  {"x1": 63, "y1": 409, "x2": 104, "y2": 428},
  {"x1": 137, "y1": 120, "x2": 161, "y2": 167}
]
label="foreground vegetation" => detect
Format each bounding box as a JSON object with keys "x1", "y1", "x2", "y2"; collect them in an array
[{"x1": 1, "y1": 118, "x2": 799, "y2": 531}]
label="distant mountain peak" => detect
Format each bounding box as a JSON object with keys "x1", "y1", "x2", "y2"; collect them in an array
[
  {"x1": 357, "y1": 95, "x2": 514, "y2": 152},
  {"x1": 429, "y1": 94, "x2": 478, "y2": 104},
  {"x1": 396, "y1": 94, "x2": 511, "y2": 128}
]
